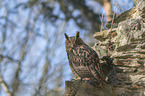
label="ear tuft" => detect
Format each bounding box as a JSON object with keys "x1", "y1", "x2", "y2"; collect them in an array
[
  {"x1": 75, "y1": 31, "x2": 80, "y2": 40},
  {"x1": 64, "y1": 33, "x2": 69, "y2": 41}
]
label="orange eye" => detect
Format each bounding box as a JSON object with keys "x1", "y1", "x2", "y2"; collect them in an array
[{"x1": 75, "y1": 39, "x2": 78, "y2": 43}]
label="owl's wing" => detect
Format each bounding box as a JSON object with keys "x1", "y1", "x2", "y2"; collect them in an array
[{"x1": 69, "y1": 45, "x2": 104, "y2": 81}]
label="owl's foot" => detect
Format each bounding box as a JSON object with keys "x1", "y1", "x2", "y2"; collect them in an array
[
  {"x1": 83, "y1": 78, "x2": 90, "y2": 80},
  {"x1": 72, "y1": 77, "x2": 82, "y2": 81}
]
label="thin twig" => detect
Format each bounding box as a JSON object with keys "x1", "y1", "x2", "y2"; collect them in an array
[{"x1": 110, "y1": 0, "x2": 118, "y2": 31}]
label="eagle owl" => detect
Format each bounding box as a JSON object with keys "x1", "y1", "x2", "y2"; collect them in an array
[{"x1": 65, "y1": 32, "x2": 104, "y2": 82}]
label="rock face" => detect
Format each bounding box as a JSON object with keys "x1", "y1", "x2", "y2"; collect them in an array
[
  {"x1": 65, "y1": 81, "x2": 114, "y2": 96},
  {"x1": 93, "y1": 1, "x2": 145, "y2": 95},
  {"x1": 65, "y1": 0, "x2": 145, "y2": 96}
]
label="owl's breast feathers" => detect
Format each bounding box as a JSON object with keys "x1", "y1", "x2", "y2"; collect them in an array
[{"x1": 68, "y1": 44, "x2": 104, "y2": 81}]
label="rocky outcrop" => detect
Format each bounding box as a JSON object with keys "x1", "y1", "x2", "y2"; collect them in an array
[{"x1": 93, "y1": 0, "x2": 145, "y2": 95}]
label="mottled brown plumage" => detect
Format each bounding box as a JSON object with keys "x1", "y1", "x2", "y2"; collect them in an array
[{"x1": 65, "y1": 32, "x2": 104, "y2": 82}]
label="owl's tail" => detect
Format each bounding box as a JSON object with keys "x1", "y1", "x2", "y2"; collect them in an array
[{"x1": 90, "y1": 62, "x2": 104, "y2": 82}]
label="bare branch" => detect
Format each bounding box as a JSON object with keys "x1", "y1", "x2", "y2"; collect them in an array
[
  {"x1": 0, "y1": 75, "x2": 12, "y2": 96},
  {"x1": 0, "y1": 54, "x2": 20, "y2": 62}
]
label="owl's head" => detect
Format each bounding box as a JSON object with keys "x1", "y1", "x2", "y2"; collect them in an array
[{"x1": 65, "y1": 32, "x2": 85, "y2": 52}]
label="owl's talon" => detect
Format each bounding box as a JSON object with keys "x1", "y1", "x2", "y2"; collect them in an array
[
  {"x1": 72, "y1": 77, "x2": 82, "y2": 81},
  {"x1": 83, "y1": 78, "x2": 90, "y2": 80}
]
